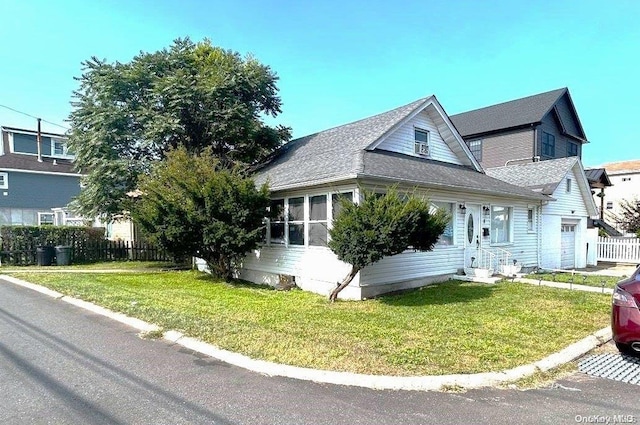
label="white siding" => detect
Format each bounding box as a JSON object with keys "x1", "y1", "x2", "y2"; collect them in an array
[
  {"x1": 240, "y1": 184, "x2": 541, "y2": 299},
  {"x1": 539, "y1": 166, "x2": 591, "y2": 269},
  {"x1": 360, "y1": 188, "x2": 540, "y2": 287},
  {"x1": 545, "y1": 168, "x2": 589, "y2": 217},
  {"x1": 376, "y1": 107, "x2": 464, "y2": 165}
]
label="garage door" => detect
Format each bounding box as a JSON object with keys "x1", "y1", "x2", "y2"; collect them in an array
[{"x1": 561, "y1": 224, "x2": 576, "y2": 269}]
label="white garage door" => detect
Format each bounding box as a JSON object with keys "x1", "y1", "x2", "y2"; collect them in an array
[{"x1": 561, "y1": 224, "x2": 576, "y2": 269}]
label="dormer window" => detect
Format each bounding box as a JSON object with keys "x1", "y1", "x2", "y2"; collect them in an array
[
  {"x1": 414, "y1": 128, "x2": 430, "y2": 156},
  {"x1": 51, "y1": 138, "x2": 73, "y2": 159}
]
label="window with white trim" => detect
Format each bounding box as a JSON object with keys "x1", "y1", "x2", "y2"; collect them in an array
[
  {"x1": 287, "y1": 197, "x2": 305, "y2": 245},
  {"x1": 269, "y1": 199, "x2": 285, "y2": 244},
  {"x1": 51, "y1": 138, "x2": 73, "y2": 159},
  {"x1": 332, "y1": 192, "x2": 353, "y2": 220},
  {"x1": 309, "y1": 195, "x2": 328, "y2": 247},
  {"x1": 467, "y1": 140, "x2": 482, "y2": 161},
  {"x1": 431, "y1": 201, "x2": 455, "y2": 245},
  {"x1": 606, "y1": 201, "x2": 613, "y2": 210},
  {"x1": 566, "y1": 178, "x2": 572, "y2": 193},
  {"x1": 414, "y1": 128, "x2": 430, "y2": 156},
  {"x1": 491, "y1": 206, "x2": 512, "y2": 244},
  {"x1": 527, "y1": 207, "x2": 535, "y2": 232},
  {"x1": 38, "y1": 212, "x2": 55, "y2": 225},
  {"x1": 0, "y1": 172, "x2": 7, "y2": 189}
]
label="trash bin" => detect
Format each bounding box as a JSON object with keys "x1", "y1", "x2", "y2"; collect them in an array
[
  {"x1": 36, "y1": 246, "x2": 55, "y2": 266},
  {"x1": 55, "y1": 245, "x2": 72, "y2": 266}
]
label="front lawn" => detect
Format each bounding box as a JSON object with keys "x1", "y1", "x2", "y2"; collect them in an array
[
  {"x1": 523, "y1": 272, "x2": 624, "y2": 289},
  {"x1": 5, "y1": 270, "x2": 610, "y2": 376}
]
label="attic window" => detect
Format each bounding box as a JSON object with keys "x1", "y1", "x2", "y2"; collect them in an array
[
  {"x1": 567, "y1": 142, "x2": 578, "y2": 157},
  {"x1": 566, "y1": 178, "x2": 572, "y2": 193},
  {"x1": 414, "y1": 128, "x2": 430, "y2": 156}
]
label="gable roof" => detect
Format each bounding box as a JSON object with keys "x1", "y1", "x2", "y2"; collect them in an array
[
  {"x1": 255, "y1": 96, "x2": 480, "y2": 188},
  {"x1": 486, "y1": 156, "x2": 597, "y2": 214},
  {"x1": 584, "y1": 168, "x2": 612, "y2": 187},
  {"x1": 450, "y1": 88, "x2": 587, "y2": 141},
  {"x1": 254, "y1": 97, "x2": 547, "y2": 201},
  {"x1": 600, "y1": 159, "x2": 640, "y2": 175}
]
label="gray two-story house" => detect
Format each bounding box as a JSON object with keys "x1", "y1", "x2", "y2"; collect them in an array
[
  {"x1": 450, "y1": 88, "x2": 588, "y2": 168},
  {"x1": 0, "y1": 126, "x2": 82, "y2": 226}
]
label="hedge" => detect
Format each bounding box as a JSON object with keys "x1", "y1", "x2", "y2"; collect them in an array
[{"x1": 0, "y1": 226, "x2": 106, "y2": 264}]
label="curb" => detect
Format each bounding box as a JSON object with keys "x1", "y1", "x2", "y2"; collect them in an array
[{"x1": 0, "y1": 274, "x2": 612, "y2": 392}]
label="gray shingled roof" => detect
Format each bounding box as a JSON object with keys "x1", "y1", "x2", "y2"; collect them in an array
[
  {"x1": 254, "y1": 96, "x2": 548, "y2": 201},
  {"x1": 361, "y1": 150, "x2": 548, "y2": 200},
  {"x1": 254, "y1": 97, "x2": 429, "y2": 188},
  {"x1": 450, "y1": 88, "x2": 566, "y2": 137},
  {"x1": 485, "y1": 156, "x2": 578, "y2": 195}
]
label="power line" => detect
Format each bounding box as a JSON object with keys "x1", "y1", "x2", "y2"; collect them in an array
[{"x1": 0, "y1": 104, "x2": 69, "y2": 130}]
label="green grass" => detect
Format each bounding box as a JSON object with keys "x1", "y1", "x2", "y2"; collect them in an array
[
  {"x1": 6, "y1": 270, "x2": 611, "y2": 376},
  {"x1": 523, "y1": 272, "x2": 624, "y2": 288}
]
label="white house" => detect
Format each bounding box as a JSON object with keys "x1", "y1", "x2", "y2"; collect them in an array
[
  {"x1": 234, "y1": 96, "x2": 550, "y2": 299},
  {"x1": 486, "y1": 157, "x2": 598, "y2": 269},
  {"x1": 596, "y1": 159, "x2": 640, "y2": 233}
]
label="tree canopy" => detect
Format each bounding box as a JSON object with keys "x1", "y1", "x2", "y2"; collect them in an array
[
  {"x1": 327, "y1": 187, "x2": 450, "y2": 301},
  {"x1": 68, "y1": 38, "x2": 290, "y2": 220},
  {"x1": 132, "y1": 147, "x2": 271, "y2": 279}
]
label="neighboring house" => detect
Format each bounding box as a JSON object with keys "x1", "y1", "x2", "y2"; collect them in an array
[
  {"x1": 450, "y1": 88, "x2": 588, "y2": 169},
  {"x1": 0, "y1": 126, "x2": 81, "y2": 226},
  {"x1": 235, "y1": 96, "x2": 550, "y2": 300},
  {"x1": 486, "y1": 157, "x2": 598, "y2": 269},
  {"x1": 597, "y1": 159, "x2": 640, "y2": 233}
]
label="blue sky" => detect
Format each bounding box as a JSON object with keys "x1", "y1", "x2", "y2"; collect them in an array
[{"x1": 1, "y1": 0, "x2": 638, "y2": 167}]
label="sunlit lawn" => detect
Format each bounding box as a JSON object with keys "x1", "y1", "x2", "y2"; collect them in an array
[
  {"x1": 6, "y1": 269, "x2": 610, "y2": 376},
  {"x1": 523, "y1": 272, "x2": 623, "y2": 289}
]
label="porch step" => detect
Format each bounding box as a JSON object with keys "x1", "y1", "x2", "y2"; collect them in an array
[{"x1": 452, "y1": 274, "x2": 501, "y2": 284}]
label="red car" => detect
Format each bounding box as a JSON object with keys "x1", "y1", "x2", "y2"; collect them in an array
[{"x1": 612, "y1": 266, "x2": 640, "y2": 355}]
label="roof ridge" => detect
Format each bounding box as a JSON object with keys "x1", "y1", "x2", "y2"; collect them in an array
[{"x1": 451, "y1": 88, "x2": 566, "y2": 117}]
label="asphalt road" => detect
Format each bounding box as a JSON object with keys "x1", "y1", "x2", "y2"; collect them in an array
[{"x1": 1, "y1": 278, "x2": 639, "y2": 425}]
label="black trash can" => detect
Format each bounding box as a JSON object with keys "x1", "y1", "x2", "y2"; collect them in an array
[
  {"x1": 55, "y1": 245, "x2": 72, "y2": 266},
  {"x1": 36, "y1": 246, "x2": 55, "y2": 266}
]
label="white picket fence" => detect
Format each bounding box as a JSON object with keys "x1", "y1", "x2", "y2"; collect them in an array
[{"x1": 597, "y1": 236, "x2": 640, "y2": 263}]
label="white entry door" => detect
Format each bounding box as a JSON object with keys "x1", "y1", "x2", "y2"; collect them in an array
[
  {"x1": 561, "y1": 224, "x2": 576, "y2": 269},
  {"x1": 464, "y1": 204, "x2": 482, "y2": 268}
]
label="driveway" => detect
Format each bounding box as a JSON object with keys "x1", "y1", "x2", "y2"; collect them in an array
[{"x1": 1, "y1": 279, "x2": 639, "y2": 425}]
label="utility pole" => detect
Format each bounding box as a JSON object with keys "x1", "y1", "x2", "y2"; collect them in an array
[{"x1": 36, "y1": 117, "x2": 43, "y2": 162}]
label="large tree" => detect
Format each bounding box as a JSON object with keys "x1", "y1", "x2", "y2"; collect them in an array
[
  {"x1": 132, "y1": 147, "x2": 271, "y2": 279},
  {"x1": 609, "y1": 198, "x2": 640, "y2": 237},
  {"x1": 327, "y1": 188, "x2": 450, "y2": 301},
  {"x1": 68, "y1": 38, "x2": 290, "y2": 220}
]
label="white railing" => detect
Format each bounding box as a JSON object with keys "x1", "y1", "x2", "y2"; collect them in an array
[
  {"x1": 598, "y1": 236, "x2": 640, "y2": 263},
  {"x1": 472, "y1": 248, "x2": 496, "y2": 272}
]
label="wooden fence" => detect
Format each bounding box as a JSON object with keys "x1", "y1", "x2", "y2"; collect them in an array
[
  {"x1": 597, "y1": 236, "x2": 640, "y2": 263},
  {"x1": 0, "y1": 240, "x2": 172, "y2": 266}
]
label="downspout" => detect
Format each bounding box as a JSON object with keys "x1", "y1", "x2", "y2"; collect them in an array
[{"x1": 537, "y1": 200, "x2": 543, "y2": 269}]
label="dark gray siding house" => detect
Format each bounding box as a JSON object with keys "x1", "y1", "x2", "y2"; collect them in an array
[
  {"x1": 450, "y1": 88, "x2": 588, "y2": 169},
  {"x1": 0, "y1": 126, "x2": 81, "y2": 226}
]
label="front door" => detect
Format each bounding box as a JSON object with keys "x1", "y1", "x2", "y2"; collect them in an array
[{"x1": 464, "y1": 204, "x2": 482, "y2": 268}]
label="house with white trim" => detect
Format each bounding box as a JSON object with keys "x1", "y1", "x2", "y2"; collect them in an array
[
  {"x1": 0, "y1": 126, "x2": 82, "y2": 226},
  {"x1": 236, "y1": 96, "x2": 550, "y2": 299},
  {"x1": 486, "y1": 157, "x2": 598, "y2": 269}
]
